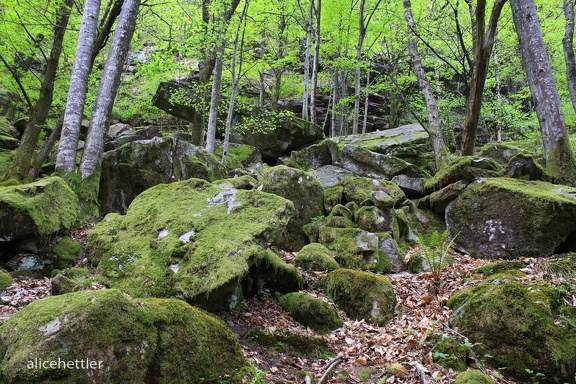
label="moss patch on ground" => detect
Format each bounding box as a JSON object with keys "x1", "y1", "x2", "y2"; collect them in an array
[{"x1": 246, "y1": 329, "x2": 334, "y2": 359}]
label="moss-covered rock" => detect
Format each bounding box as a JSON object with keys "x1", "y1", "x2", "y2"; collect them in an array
[
  {"x1": 213, "y1": 174, "x2": 258, "y2": 190},
  {"x1": 447, "y1": 280, "x2": 576, "y2": 383},
  {"x1": 475, "y1": 261, "x2": 526, "y2": 276},
  {"x1": 339, "y1": 176, "x2": 406, "y2": 208},
  {"x1": 286, "y1": 140, "x2": 333, "y2": 171},
  {"x1": 431, "y1": 336, "x2": 467, "y2": 372},
  {"x1": 99, "y1": 137, "x2": 227, "y2": 215},
  {"x1": 88, "y1": 179, "x2": 299, "y2": 311},
  {"x1": 214, "y1": 142, "x2": 262, "y2": 172},
  {"x1": 446, "y1": 178, "x2": 576, "y2": 259},
  {"x1": 278, "y1": 292, "x2": 343, "y2": 333},
  {"x1": 318, "y1": 227, "x2": 391, "y2": 273},
  {"x1": 0, "y1": 289, "x2": 248, "y2": 383},
  {"x1": 0, "y1": 271, "x2": 12, "y2": 291},
  {"x1": 246, "y1": 329, "x2": 334, "y2": 359},
  {"x1": 66, "y1": 268, "x2": 89, "y2": 279},
  {"x1": 354, "y1": 206, "x2": 394, "y2": 233},
  {"x1": 504, "y1": 153, "x2": 548, "y2": 181},
  {"x1": 258, "y1": 166, "x2": 324, "y2": 250},
  {"x1": 50, "y1": 274, "x2": 81, "y2": 295},
  {"x1": 479, "y1": 142, "x2": 529, "y2": 167},
  {"x1": 425, "y1": 156, "x2": 502, "y2": 193},
  {"x1": 322, "y1": 269, "x2": 397, "y2": 326},
  {"x1": 295, "y1": 243, "x2": 339, "y2": 272},
  {"x1": 0, "y1": 177, "x2": 78, "y2": 241},
  {"x1": 51, "y1": 237, "x2": 82, "y2": 269},
  {"x1": 453, "y1": 370, "x2": 495, "y2": 384}
]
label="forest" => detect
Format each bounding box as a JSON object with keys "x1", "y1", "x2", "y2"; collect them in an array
[{"x1": 3, "y1": 0, "x2": 576, "y2": 383}]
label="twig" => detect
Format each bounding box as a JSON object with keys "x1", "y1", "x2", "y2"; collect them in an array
[
  {"x1": 414, "y1": 361, "x2": 430, "y2": 383},
  {"x1": 317, "y1": 355, "x2": 343, "y2": 384}
]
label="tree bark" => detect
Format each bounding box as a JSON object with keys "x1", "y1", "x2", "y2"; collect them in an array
[
  {"x1": 301, "y1": 0, "x2": 313, "y2": 121},
  {"x1": 310, "y1": 0, "x2": 321, "y2": 125},
  {"x1": 510, "y1": 0, "x2": 576, "y2": 185},
  {"x1": 460, "y1": 0, "x2": 506, "y2": 156},
  {"x1": 56, "y1": 0, "x2": 102, "y2": 175},
  {"x1": 5, "y1": 0, "x2": 73, "y2": 181},
  {"x1": 563, "y1": 0, "x2": 576, "y2": 113},
  {"x1": 403, "y1": 0, "x2": 449, "y2": 169},
  {"x1": 79, "y1": 0, "x2": 140, "y2": 179}
]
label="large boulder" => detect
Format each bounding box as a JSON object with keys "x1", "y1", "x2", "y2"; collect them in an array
[
  {"x1": 152, "y1": 81, "x2": 197, "y2": 122},
  {"x1": 99, "y1": 137, "x2": 227, "y2": 214},
  {"x1": 448, "y1": 277, "x2": 576, "y2": 383},
  {"x1": 88, "y1": 179, "x2": 303, "y2": 311},
  {"x1": 0, "y1": 177, "x2": 78, "y2": 242},
  {"x1": 425, "y1": 156, "x2": 502, "y2": 193},
  {"x1": 322, "y1": 269, "x2": 397, "y2": 326},
  {"x1": 446, "y1": 178, "x2": 576, "y2": 259},
  {"x1": 278, "y1": 292, "x2": 343, "y2": 333},
  {"x1": 0, "y1": 289, "x2": 249, "y2": 383},
  {"x1": 257, "y1": 166, "x2": 324, "y2": 251}
]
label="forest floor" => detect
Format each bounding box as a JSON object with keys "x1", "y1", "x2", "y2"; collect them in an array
[{"x1": 0, "y1": 244, "x2": 569, "y2": 384}]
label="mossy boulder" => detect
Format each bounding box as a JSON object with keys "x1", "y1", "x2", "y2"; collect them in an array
[
  {"x1": 99, "y1": 137, "x2": 227, "y2": 214},
  {"x1": 431, "y1": 336, "x2": 467, "y2": 372},
  {"x1": 339, "y1": 176, "x2": 406, "y2": 208},
  {"x1": 322, "y1": 269, "x2": 397, "y2": 326},
  {"x1": 425, "y1": 156, "x2": 502, "y2": 193},
  {"x1": 88, "y1": 179, "x2": 301, "y2": 311},
  {"x1": 504, "y1": 153, "x2": 548, "y2": 181},
  {"x1": 51, "y1": 237, "x2": 82, "y2": 269},
  {"x1": 318, "y1": 227, "x2": 392, "y2": 273},
  {"x1": 447, "y1": 280, "x2": 576, "y2": 383},
  {"x1": 257, "y1": 166, "x2": 324, "y2": 250},
  {"x1": 295, "y1": 243, "x2": 339, "y2": 272},
  {"x1": 311, "y1": 165, "x2": 355, "y2": 188},
  {"x1": 0, "y1": 271, "x2": 12, "y2": 291},
  {"x1": 354, "y1": 206, "x2": 394, "y2": 233},
  {"x1": 278, "y1": 292, "x2": 343, "y2": 333},
  {"x1": 479, "y1": 142, "x2": 529, "y2": 167},
  {"x1": 0, "y1": 177, "x2": 78, "y2": 241},
  {"x1": 0, "y1": 134, "x2": 18, "y2": 150},
  {"x1": 475, "y1": 261, "x2": 525, "y2": 276},
  {"x1": 446, "y1": 178, "x2": 576, "y2": 259},
  {"x1": 286, "y1": 140, "x2": 333, "y2": 171},
  {"x1": 214, "y1": 142, "x2": 262, "y2": 172},
  {"x1": 0, "y1": 289, "x2": 248, "y2": 383},
  {"x1": 453, "y1": 370, "x2": 495, "y2": 384}
]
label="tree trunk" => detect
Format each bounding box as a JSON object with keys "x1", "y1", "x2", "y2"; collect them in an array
[
  {"x1": 5, "y1": 0, "x2": 73, "y2": 181},
  {"x1": 493, "y1": 31, "x2": 502, "y2": 142},
  {"x1": 310, "y1": 0, "x2": 321, "y2": 125},
  {"x1": 222, "y1": 0, "x2": 248, "y2": 166},
  {"x1": 352, "y1": 0, "x2": 366, "y2": 135},
  {"x1": 30, "y1": 112, "x2": 64, "y2": 179},
  {"x1": 460, "y1": 0, "x2": 506, "y2": 156},
  {"x1": 362, "y1": 62, "x2": 370, "y2": 134},
  {"x1": 79, "y1": 0, "x2": 140, "y2": 179},
  {"x1": 301, "y1": 0, "x2": 313, "y2": 121},
  {"x1": 205, "y1": 43, "x2": 224, "y2": 154},
  {"x1": 510, "y1": 0, "x2": 576, "y2": 185},
  {"x1": 56, "y1": 0, "x2": 101, "y2": 175},
  {"x1": 403, "y1": 0, "x2": 449, "y2": 169},
  {"x1": 563, "y1": 0, "x2": 576, "y2": 113}
]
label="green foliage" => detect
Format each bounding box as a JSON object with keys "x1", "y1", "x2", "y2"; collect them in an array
[{"x1": 414, "y1": 230, "x2": 457, "y2": 282}]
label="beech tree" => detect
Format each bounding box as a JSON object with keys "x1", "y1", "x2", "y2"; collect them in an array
[
  {"x1": 563, "y1": 0, "x2": 576, "y2": 113},
  {"x1": 56, "y1": 0, "x2": 102, "y2": 175},
  {"x1": 79, "y1": 0, "x2": 140, "y2": 178},
  {"x1": 510, "y1": 0, "x2": 576, "y2": 185}
]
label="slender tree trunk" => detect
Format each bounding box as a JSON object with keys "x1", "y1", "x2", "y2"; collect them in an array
[
  {"x1": 301, "y1": 0, "x2": 313, "y2": 121},
  {"x1": 310, "y1": 0, "x2": 321, "y2": 125},
  {"x1": 510, "y1": 0, "x2": 576, "y2": 185},
  {"x1": 258, "y1": 71, "x2": 265, "y2": 107},
  {"x1": 205, "y1": 46, "x2": 224, "y2": 154},
  {"x1": 5, "y1": 0, "x2": 73, "y2": 181},
  {"x1": 362, "y1": 62, "x2": 370, "y2": 134},
  {"x1": 352, "y1": 0, "x2": 366, "y2": 135},
  {"x1": 79, "y1": 0, "x2": 140, "y2": 178},
  {"x1": 56, "y1": 0, "x2": 101, "y2": 175},
  {"x1": 403, "y1": 0, "x2": 449, "y2": 169},
  {"x1": 222, "y1": 0, "x2": 248, "y2": 166},
  {"x1": 493, "y1": 31, "x2": 502, "y2": 142},
  {"x1": 563, "y1": 0, "x2": 576, "y2": 113},
  {"x1": 30, "y1": 112, "x2": 64, "y2": 179},
  {"x1": 460, "y1": 0, "x2": 506, "y2": 156}
]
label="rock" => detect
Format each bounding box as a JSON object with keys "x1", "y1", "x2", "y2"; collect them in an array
[
  {"x1": 391, "y1": 174, "x2": 427, "y2": 197},
  {"x1": 425, "y1": 156, "x2": 502, "y2": 193},
  {"x1": 322, "y1": 269, "x2": 396, "y2": 326},
  {"x1": 103, "y1": 126, "x2": 162, "y2": 151},
  {"x1": 214, "y1": 142, "x2": 262, "y2": 172},
  {"x1": 0, "y1": 134, "x2": 18, "y2": 150},
  {"x1": 354, "y1": 206, "x2": 394, "y2": 233},
  {"x1": 278, "y1": 292, "x2": 342, "y2": 333},
  {"x1": 419, "y1": 180, "x2": 469, "y2": 214},
  {"x1": 479, "y1": 142, "x2": 528, "y2": 167},
  {"x1": 50, "y1": 273, "x2": 82, "y2": 295},
  {"x1": 88, "y1": 179, "x2": 302, "y2": 311},
  {"x1": 5, "y1": 252, "x2": 48, "y2": 272},
  {"x1": 431, "y1": 336, "x2": 468, "y2": 372},
  {"x1": 107, "y1": 123, "x2": 134, "y2": 139},
  {"x1": 338, "y1": 176, "x2": 406, "y2": 208},
  {"x1": 295, "y1": 243, "x2": 339, "y2": 272},
  {"x1": 287, "y1": 140, "x2": 333, "y2": 170},
  {"x1": 257, "y1": 166, "x2": 324, "y2": 251},
  {"x1": 379, "y1": 235, "x2": 405, "y2": 273},
  {"x1": 504, "y1": 153, "x2": 548, "y2": 181},
  {"x1": 311, "y1": 165, "x2": 356, "y2": 188},
  {"x1": 0, "y1": 271, "x2": 12, "y2": 291},
  {"x1": 0, "y1": 289, "x2": 248, "y2": 383},
  {"x1": 475, "y1": 261, "x2": 526, "y2": 276},
  {"x1": 0, "y1": 177, "x2": 78, "y2": 241},
  {"x1": 152, "y1": 81, "x2": 198, "y2": 121},
  {"x1": 446, "y1": 178, "x2": 576, "y2": 258},
  {"x1": 447, "y1": 279, "x2": 576, "y2": 383},
  {"x1": 99, "y1": 137, "x2": 227, "y2": 214},
  {"x1": 51, "y1": 237, "x2": 82, "y2": 269},
  {"x1": 453, "y1": 370, "x2": 495, "y2": 384}
]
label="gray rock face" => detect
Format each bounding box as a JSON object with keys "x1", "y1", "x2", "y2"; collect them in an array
[
  {"x1": 312, "y1": 165, "x2": 355, "y2": 188},
  {"x1": 446, "y1": 178, "x2": 576, "y2": 258},
  {"x1": 99, "y1": 137, "x2": 226, "y2": 214},
  {"x1": 88, "y1": 179, "x2": 303, "y2": 311}
]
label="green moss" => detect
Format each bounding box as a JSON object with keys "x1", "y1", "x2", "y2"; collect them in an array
[
  {"x1": 0, "y1": 289, "x2": 248, "y2": 383},
  {"x1": 62, "y1": 169, "x2": 101, "y2": 223},
  {"x1": 215, "y1": 143, "x2": 260, "y2": 171},
  {"x1": 52, "y1": 237, "x2": 82, "y2": 269},
  {"x1": 339, "y1": 177, "x2": 405, "y2": 208},
  {"x1": 89, "y1": 179, "x2": 294, "y2": 311},
  {"x1": 0, "y1": 150, "x2": 15, "y2": 178},
  {"x1": 295, "y1": 243, "x2": 339, "y2": 272},
  {"x1": 246, "y1": 329, "x2": 334, "y2": 359},
  {"x1": 66, "y1": 268, "x2": 89, "y2": 279},
  {"x1": 357, "y1": 368, "x2": 378, "y2": 381},
  {"x1": 324, "y1": 186, "x2": 343, "y2": 212},
  {"x1": 546, "y1": 134, "x2": 576, "y2": 185},
  {"x1": 431, "y1": 336, "x2": 467, "y2": 372},
  {"x1": 278, "y1": 292, "x2": 342, "y2": 333},
  {"x1": 0, "y1": 177, "x2": 79, "y2": 238},
  {"x1": 0, "y1": 271, "x2": 12, "y2": 291},
  {"x1": 425, "y1": 156, "x2": 502, "y2": 192},
  {"x1": 453, "y1": 370, "x2": 495, "y2": 384},
  {"x1": 476, "y1": 261, "x2": 526, "y2": 276},
  {"x1": 213, "y1": 175, "x2": 258, "y2": 190},
  {"x1": 322, "y1": 269, "x2": 396, "y2": 326}
]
